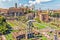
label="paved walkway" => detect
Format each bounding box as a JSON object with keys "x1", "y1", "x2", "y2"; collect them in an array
[{"x1": 1, "y1": 35, "x2": 6, "y2": 40}]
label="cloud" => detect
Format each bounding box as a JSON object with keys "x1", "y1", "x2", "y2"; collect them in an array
[
  {"x1": 24, "y1": 4, "x2": 28, "y2": 6},
  {"x1": 29, "y1": 1, "x2": 36, "y2": 4},
  {"x1": 2, "y1": 0, "x2": 6, "y2": 2},
  {"x1": 39, "y1": 0, "x2": 52, "y2": 2},
  {"x1": 0, "y1": 0, "x2": 19, "y2": 8},
  {"x1": 0, "y1": 0, "x2": 11, "y2": 2},
  {"x1": 29, "y1": 0, "x2": 52, "y2": 5},
  {"x1": 0, "y1": 0, "x2": 19, "y2": 2},
  {"x1": 19, "y1": 3, "x2": 22, "y2": 6},
  {"x1": 24, "y1": 4, "x2": 34, "y2": 7}
]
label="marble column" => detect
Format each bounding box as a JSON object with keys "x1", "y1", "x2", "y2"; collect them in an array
[{"x1": 14, "y1": 12, "x2": 16, "y2": 17}]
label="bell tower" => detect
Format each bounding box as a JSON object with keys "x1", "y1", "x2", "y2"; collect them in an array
[{"x1": 15, "y1": 3, "x2": 17, "y2": 8}]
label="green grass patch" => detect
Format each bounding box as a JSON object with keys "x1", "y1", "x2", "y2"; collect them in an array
[
  {"x1": 7, "y1": 22, "x2": 15, "y2": 27},
  {"x1": 5, "y1": 33, "x2": 15, "y2": 40},
  {"x1": 33, "y1": 22, "x2": 46, "y2": 29},
  {"x1": 41, "y1": 36, "x2": 47, "y2": 40}
]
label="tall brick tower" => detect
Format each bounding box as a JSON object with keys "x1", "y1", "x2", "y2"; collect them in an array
[{"x1": 15, "y1": 3, "x2": 17, "y2": 8}]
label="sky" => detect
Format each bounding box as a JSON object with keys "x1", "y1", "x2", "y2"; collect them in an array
[{"x1": 0, "y1": 0, "x2": 60, "y2": 10}]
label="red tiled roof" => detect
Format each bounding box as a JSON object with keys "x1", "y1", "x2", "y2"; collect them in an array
[{"x1": 0, "y1": 8, "x2": 8, "y2": 13}]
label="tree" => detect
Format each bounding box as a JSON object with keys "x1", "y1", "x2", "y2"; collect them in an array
[
  {"x1": 0, "y1": 15, "x2": 11, "y2": 35},
  {"x1": 49, "y1": 13, "x2": 53, "y2": 17}
]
